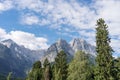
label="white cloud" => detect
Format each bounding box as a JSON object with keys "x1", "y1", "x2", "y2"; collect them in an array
[
  {"x1": 21, "y1": 13, "x2": 50, "y2": 25},
  {"x1": 94, "y1": 0, "x2": 120, "y2": 36},
  {"x1": 111, "y1": 38, "x2": 120, "y2": 57},
  {"x1": 0, "y1": 0, "x2": 120, "y2": 56},
  {"x1": 93, "y1": 0, "x2": 120, "y2": 56},
  {"x1": 0, "y1": 28, "x2": 49, "y2": 50},
  {"x1": 18, "y1": 0, "x2": 120, "y2": 56},
  {"x1": 0, "y1": 0, "x2": 13, "y2": 12},
  {"x1": 0, "y1": 28, "x2": 7, "y2": 39},
  {"x1": 21, "y1": 14, "x2": 40, "y2": 25}
]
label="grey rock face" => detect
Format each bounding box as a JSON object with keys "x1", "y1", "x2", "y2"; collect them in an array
[
  {"x1": 0, "y1": 39, "x2": 45, "y2": 77},
  {"x1": 42, "y1": 39, "x2": 74, "y2": 62},
  {"x1": 0, "y1": 38, "x2": 96, "y2": 77},
  {"x1": 42, "y1": 38, "x2": 96, "y2": 63},
  {"x1": 70, "y1": 38, "x2": 96, "y2": 56}
]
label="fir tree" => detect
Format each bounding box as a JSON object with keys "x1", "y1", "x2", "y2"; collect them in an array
[
  {"x1": 53, "y1": 50, "x2": 68, "y2": 80},
  {"x1": 95, "y1": 18, "x2": 116, "y2": 80},
  {"x1": 115, "y1": 57, "x2": 120, "y2": 79},
  {"x1": 67, "y1": 51, "x2": 93, "y2": 80},
  {"x1": 26, "y1": 61, "x2": 43, "y2": 80}
]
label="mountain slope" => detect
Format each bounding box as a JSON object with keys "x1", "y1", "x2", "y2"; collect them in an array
[
  {"x1": 0, "y1": 39, "x2": 45, "y2": 77},
  {"x1": 70, "y1": 38, "x2": 96, "y2": 56},
  {"x1": 0, "y1": 38, "x2": 96, "y2": 77},
  {"x1": 41, "y1": 38, "x2": 96, "y2": 63},
  {"x1": 0, "y1": 43, "x2": 30, "y2": 77},
  {"x1": 42, "y1": 39, "x2": 74, "y2": 62}
]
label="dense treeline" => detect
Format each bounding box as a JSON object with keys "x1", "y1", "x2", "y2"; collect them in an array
[{"x1": 26, "y1": 18, "x2": 120, "y2": 80}]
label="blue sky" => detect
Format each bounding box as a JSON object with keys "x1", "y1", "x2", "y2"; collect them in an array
[{"x1": 0, "y1": 0, "x2": 120, "y2": 57}]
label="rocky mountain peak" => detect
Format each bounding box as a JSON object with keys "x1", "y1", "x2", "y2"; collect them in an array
[
  {"x1": 56, "y1": 38, "x2": 67, "y2": 45},
  {"x1": 2, "y1": 39, "x2": 15, "y2": 43},
  {"x1": 70, "y1": 38, "x2": 96, "y2": 56},
  {"x1": 1, "y1": 39, "x2": 17, "y2": 48},
  {"x1": 70, "y1": 38, "x2": 85, "y2": 46},
  {"x1": 42, "y1": 39, "x2": 74, "y2": 62}
]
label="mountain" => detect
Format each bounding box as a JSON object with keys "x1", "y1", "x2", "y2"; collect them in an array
[
  {"x1": 0, "y1": 39, "x2": 45, "y2": 78},
  {"x1": 41, "y1": 38, "x2": 96, "y2": 63},
  {"x1": 70, "y1": 38, "x2": 96, "y2": 56},
  {"x1": 0, "y1": 38, "x2": 96, "y2": 78},
  {"x1": 1, "y1": 39, "x2": 45, "y2": 62},
  {"x1": 41, "y1": 39, "x2": 74, "y2": 62}
]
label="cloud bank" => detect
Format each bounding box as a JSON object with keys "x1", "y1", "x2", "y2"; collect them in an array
[
  {"x1": 0, "y1": 0, "x2": 120, "y2": 56},
  {"x1": 0, "y1": 28, "x2": 49, "y2": 50}
]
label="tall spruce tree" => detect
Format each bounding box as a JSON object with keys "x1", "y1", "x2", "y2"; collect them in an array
[
  {"x1": 115, "y1": 57, "x2": 120, "y2": 79},
  {"x1": 95, "y1": 18, "x2": 116, "y2": 80},
  {"x1": 26, "y1": 61, "x2": 43, "y2": 80},
  {"x1": 67, "y1": 51, "x2": 94, "y2": 80},
  {"x1": 53, "y1": 50, "x2": 68, "y2": 80}
]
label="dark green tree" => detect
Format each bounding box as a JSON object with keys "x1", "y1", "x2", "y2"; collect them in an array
[
  {"x1": 95, "y1": 18, "x2": 116, "y2": 80},
  {"x1": 67, "y1": 51, "x2": 94, "y2": 80},
  {"x1": 26, "y1": 61, "x2": 43, "y2": 80},
  {"x1": 53, "y1": 50, "x2": 68, "y2": 80},
  {"x1": 115, "y1": 57, "x2": 120, "y2": 79}
]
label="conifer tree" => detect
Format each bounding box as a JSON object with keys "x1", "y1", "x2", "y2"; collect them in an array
[
  {"x1": 54, "y1": 50, "x2": 68, "y2": 80},
  {"x1": 26, "y1": 61, "x2": 43, "y2": 80},
  {"x1": 44, "y1": 58, "x2": 50, "y2": 68},
  {"x1": 67, "y1": 51, "x2": 93, "y2": 80},
  {"x1": 54, "y1": 67, "x2": 61, "y2": 80},
  {"x1": 115, "y1": 57, "x2": 120, "y2": 79},
  {"x1": 95, "y1": 18, "x2": 116, "y2": 80}
]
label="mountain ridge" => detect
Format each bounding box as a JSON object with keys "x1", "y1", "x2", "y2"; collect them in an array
[
  {"x1": 0, "y1": 38, "x2": 96, "y2": 77},
  {"x1": 41, "y1": 38, "x2": 96, "y2": 63},
  {"x1": 0, "y1": 39, "x2": 45, "y2": 77}
]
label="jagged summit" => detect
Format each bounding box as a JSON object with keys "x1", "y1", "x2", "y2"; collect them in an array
[
  {"x1": 41, "y1": 38, "x2": 96, "y2": 62},
  {"x1": 42, "y1": 39, "x2": 74, "y2": 62},
  {"x1": 70, "y1": 38, "x2": 96, "y2": 56},
  {"x1": 56, "y1": 38, "x2": 66, "y2": 43},
  {"x1": 2, "y1": 39, "x2": 15, "y2": 44},
  {"x1": 1, "y1": 39, "x2": 18, "y2": 48},
  {"x1": 0, "y1": 38, "x2": 96, "y2": 77},
  {"x1": 0, "y1": 39, "x2": 46, "y2": 77}
]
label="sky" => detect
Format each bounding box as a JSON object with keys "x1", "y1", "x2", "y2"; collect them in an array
[{"x1": 0, "y1": 0, "x2": 120, "y2": 57}]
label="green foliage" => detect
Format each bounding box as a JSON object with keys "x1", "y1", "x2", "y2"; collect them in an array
[
  {"x1": 115, "y1": 57, "x2": 120, "y2": 79},
  {"x1": 95, "y1": 18, "x2": 117, "y2": 80},
  {"x1": 67, "y1": 51, "x2": 94, "y2": 80},
  {"x1": 53, "y1": 50, "x2": 68, "y2": 80},
  {"x1": 54, "y1": 67, "x2": 61, "y2": 80},
  {"x1": 33, "y1": 61, "x2": 42, "y2": 69},
  {"x1": 7, "y1": 72, "x2": 12, "y2": 80},
  {"x1": 44, "y1": 58, "x2": 50, "y2": 68},
  {"x1": 26, "y1": 61, "x2": 43, "y2": 80}
]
